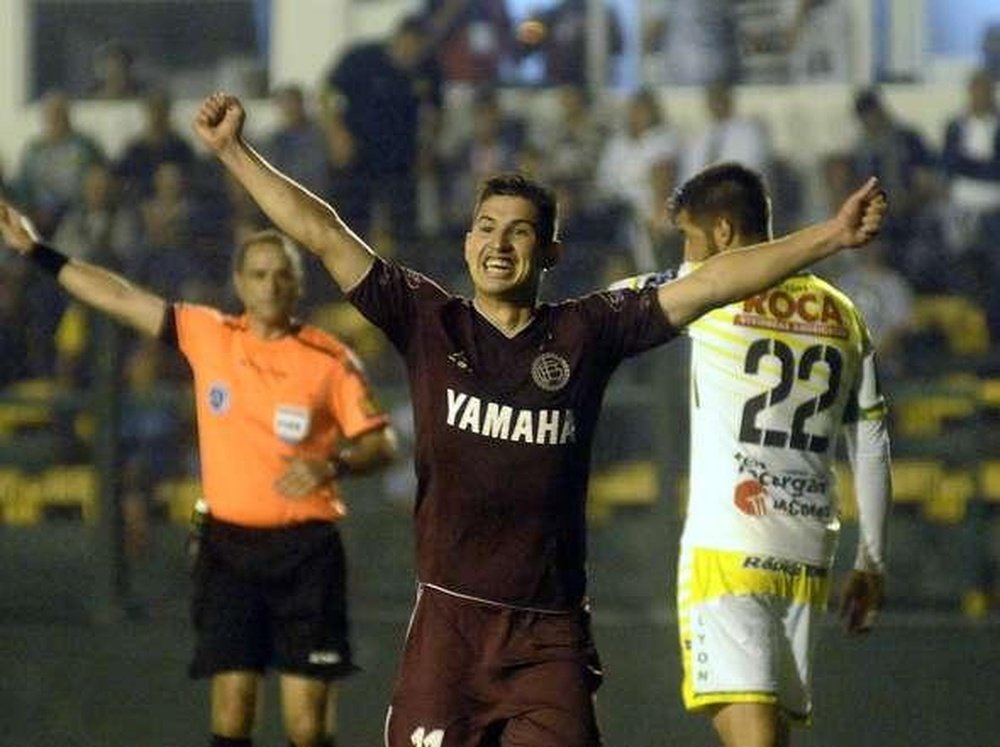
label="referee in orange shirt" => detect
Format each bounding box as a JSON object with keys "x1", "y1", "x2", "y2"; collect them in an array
[{"x1": 0, "y1": 202, "x2": 398, "y2": 747}]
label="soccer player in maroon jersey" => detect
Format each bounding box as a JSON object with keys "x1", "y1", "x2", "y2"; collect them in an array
[{"x1": 193, "y1": 92, "x2": 886, "y2": 747}]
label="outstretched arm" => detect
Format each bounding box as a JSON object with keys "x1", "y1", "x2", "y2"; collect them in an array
[
  {"x1": 0, "y1": 201, "x2": 166, "y2": 337},
  {"x1": 658, "y1": 177, "x2": 887, "y2": 328},
  {"x1": 193, "y1": 92, "x2": 376, "y2": 291}
]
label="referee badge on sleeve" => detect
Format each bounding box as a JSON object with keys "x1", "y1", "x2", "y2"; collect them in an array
[
  {"x1": 207, "y1": 382, "x2": 231, "y2": 415},
  {"x1": 274, "y1": 405, "x2": 311, "y2": 443}
]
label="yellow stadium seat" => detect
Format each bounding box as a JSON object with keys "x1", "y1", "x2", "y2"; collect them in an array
[
  {"x1": 1, "y1": 472, "x2": 42, "y2": 525},
  {"x1": 922, "y1": 469, "x2": 975, "y2": 524},
  {"x1": 0, "y1": 468, "x2": 25, "y2": 524},
  {"x1": 911, "y1": 295, "x2": 990, "y2": 356},
  {"x1": 588, "y1": 460, "x2": 659, "y2": 523},
  {"x1": 155, "y1": 476, "x2": 203, "y2": 524},
  {"x1": 891, "y1": 459, "x2": 942, "y2": 505},
  {"x1": 38, "y1": 466, "x2": 98, "y2": 522},
  {"x1": 980, "y1": 379, "x2": 1000, "y2": 411},
  {"x1": 0, "y1": 378, "x2": 58, "y2": 437},
  {"x1": 979, "y1": 461, "x2": 1000, "y2": 503},
  {"x1": 892, "y1": 391, "x2": 977, "y2": 439}
]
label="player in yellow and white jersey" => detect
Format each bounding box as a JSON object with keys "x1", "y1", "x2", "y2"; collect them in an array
[{"x1": 612, "y1": 162, "x2": 892, "y2": 747}]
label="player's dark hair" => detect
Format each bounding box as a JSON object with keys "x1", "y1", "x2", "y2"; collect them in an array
[
  {"x1": 669, "y1": 162, "x2": 771, "y2": 243},
  {"x1": 474, "y1": 172, "x2": 559, "y2": 245},
  {"x1": 232, "y1": 228, "x2": 304, "y2": 282}
]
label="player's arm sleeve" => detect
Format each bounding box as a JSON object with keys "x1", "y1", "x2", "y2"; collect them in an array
[
  {"x1": 844, "y1": 416, "x2": 891, "y2": 573},
  {"x1": 842, "y1": 342, "x2": 891, "y2": 574},
  {"x1": 347, "y1": 257, "x2": 439, "y2": 354},
  {"x1": 171, "y1": 303, "x2": 224, "y2": 365},
  {"x1": 329, "y1": 348, "x2": 391, "y2": 440},
  {"x1": 606, "y1": 268, "x2": 690, "y2": 338}
]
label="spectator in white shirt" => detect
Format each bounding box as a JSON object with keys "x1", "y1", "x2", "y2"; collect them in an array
[
  {"x1": 594, "y1": 88, "x2": 679, "y2": 271},
  {"x1": 941, "y1": 67, "x2": 1000, "y2": 254},
  {"x1": 681, "y1": 81, "x2": 772, "y2": 182}
]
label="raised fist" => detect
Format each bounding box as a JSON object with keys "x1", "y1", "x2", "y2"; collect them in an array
[{"x1": 193, "y1": 91, "x2": 246, "y2": 155}]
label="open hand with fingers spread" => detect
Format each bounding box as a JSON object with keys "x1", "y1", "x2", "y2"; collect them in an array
[
  {"x1": 834, "y1": 177, "x2": 889, "y2": 249},
  {"x1": 0, "y1": 201, "x2": 42, "y2": 254},
  {"x1": 193, "y1": 91, "x2": 246, "y2": 156}
]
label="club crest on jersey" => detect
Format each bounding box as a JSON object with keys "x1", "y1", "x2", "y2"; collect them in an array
[
  {"x1": 403, "y1": 267, "x2": 424, "y2": 289},
  {"x1": 531, "y1": 352, "x2": 570, "y2": 392},
  {"x1": 207, "y1": 382, "x2": 231, "y2": 415},
  {"x1": 274, "y1": 405, "x2": 311, "y2": 443}
]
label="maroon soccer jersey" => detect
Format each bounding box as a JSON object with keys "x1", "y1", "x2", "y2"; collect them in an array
[{"x1": 349, "y1": 259, "x2": 676, "y2": 609}]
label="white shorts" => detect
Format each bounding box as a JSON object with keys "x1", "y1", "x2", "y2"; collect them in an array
[{"x1": 676, "y1": 546, "x2": 832, "y2": 723}]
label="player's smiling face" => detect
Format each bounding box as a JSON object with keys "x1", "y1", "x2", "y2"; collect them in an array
[{"x1": 465, "y1": 195, "x2": 554, "y2": 303}]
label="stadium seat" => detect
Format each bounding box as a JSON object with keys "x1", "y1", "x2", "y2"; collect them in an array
[
  {"x1": 922, "y1": 469, "x2": 974, "y2": 524},
  {"x1": 38, "y1": 465, "x2": 97, "y2": 522},
  {"x1": 891, "y1": 375, "x2": 979, "y2": 440},
  {"x1": 980, "y1": 378, "x2": 1000, "y2": 414},
  {"x1": 979, "y1": 460, "x2": 1000, "y2": 504},
  {"x1": 0, "y1": 468, "x2": 33, "y2": 524},
  {"x1": 890, "y1": 459, "x2": 942, "y2": 505},
  {"x1": 588, "y1": 459, "x2": 659, "y2": 522},
  {"x1": 911, "y1": 295, "x2": 990, "y2": 357},
  {"x1": 155, "y1": 476, "x2": 203, "y2": 524},
  {"x1": 0, "y1": 378, "x2": 58, "y2": 438}
]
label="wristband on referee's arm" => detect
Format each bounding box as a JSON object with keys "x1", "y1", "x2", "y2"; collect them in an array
[
  {"x1": 327, "y1": 454, "x2": 352, "y2": 482},
  {"x1": 28, "y1": 242, "x2": 69, "y2": 276}
]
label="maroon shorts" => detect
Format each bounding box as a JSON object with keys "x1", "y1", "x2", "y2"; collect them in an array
[{"x1": 384, "y1": 584, "x2": 603, "y2": 747}]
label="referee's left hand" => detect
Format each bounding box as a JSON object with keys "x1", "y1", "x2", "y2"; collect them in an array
[
  {"x1": 275, "y1": 456, "x2": 333, "y2": 498},
  {"x1": 0, "y1": 201, "x2": 41, "y2": 254}
]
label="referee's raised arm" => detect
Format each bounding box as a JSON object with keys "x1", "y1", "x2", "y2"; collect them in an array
[
  {"x1": 0, "y1": 200, "x2": 167, "y2": 338},
  {"x1": 193, "y1": 91, "x2": 376, "y2": 293}
]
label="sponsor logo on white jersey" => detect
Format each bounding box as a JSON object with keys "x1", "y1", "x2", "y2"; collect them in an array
[
  {"x1": 733, "y1": 452, "x2": 832, "y2": 520},
  {"x1": 736, "y1": 288, "x2": 848, "y2": 338},
  {"x1": 733, "y1": 479, "x2": 768, "y2": 516}
]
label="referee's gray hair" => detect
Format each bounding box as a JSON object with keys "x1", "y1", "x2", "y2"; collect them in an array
[{"x1": 232, "y1": 229, "x2": 304, "y2": 283}]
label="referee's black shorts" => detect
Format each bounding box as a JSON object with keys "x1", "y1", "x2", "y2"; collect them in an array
[{"x1": 189, "y1": 518, "x2": 357, "y2": 681}]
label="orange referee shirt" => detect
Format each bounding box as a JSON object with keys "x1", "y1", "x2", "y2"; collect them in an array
[{"x1": 175, "y1": 303, "x2": 388, "y2": 527}]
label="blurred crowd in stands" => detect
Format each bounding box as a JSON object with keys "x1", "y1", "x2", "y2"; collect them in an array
[
  {"x1": 0, "y1": 2, "x2": 999, "y2": 613},
  {"x1": 4, "y1": 21, "x2": 999, "y2": 381}
]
